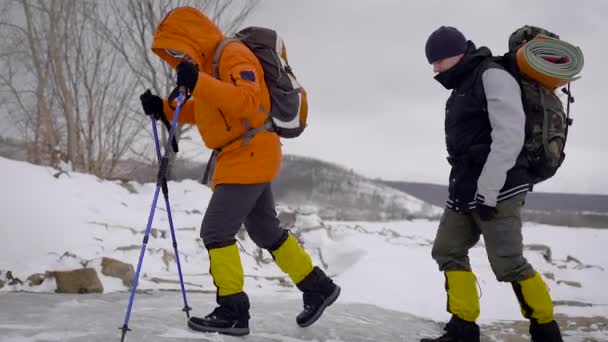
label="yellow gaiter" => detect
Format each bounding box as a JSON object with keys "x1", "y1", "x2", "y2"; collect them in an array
[
  {"x1": 271, "y1": 234, "x2": 314, "y2": 284},
  {"x1": 512, "y1": 272, "x2": 554, "y2": 324},
  {"x1": 445, "y1": 270, "x2": 480, "y2": 322},
  {"x1": 208, "y1": 243, "x2": 244, "y2": 296}
]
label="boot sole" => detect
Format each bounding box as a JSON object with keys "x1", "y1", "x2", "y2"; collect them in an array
[
  {"x1": 187, "y1": 319, "x2": 250, "y2": 336},
  {"x1": 297, "y1": 285, "x2": 341, "y2": 328}
]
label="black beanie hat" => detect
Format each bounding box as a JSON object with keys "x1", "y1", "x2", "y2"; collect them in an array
[{"x1": 425, "y1": 26, "x2": 468, "y2": 64}]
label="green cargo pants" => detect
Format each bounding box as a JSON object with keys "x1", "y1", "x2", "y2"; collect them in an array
[{"x1": 432, "y1": 193, "x2": 536, "y2": 282}]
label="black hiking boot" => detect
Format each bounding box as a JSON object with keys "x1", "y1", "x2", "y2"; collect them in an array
[
  {"x1": 295, "y1": 266, "x2": 341, "y2": 327},
  {"x1": 530, "y1": 320, "x2": 563, "y2": 342},
  {"x1": 187, "y1": 292, "x2": 250, "y2": 336},
  {"x1": 420, "y1": 315, "x2": 480, "y2": 342}
]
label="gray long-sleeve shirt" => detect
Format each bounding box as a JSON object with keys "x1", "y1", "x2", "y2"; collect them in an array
[{"x1": 475, "y1": 68, "x2": 526, "y2": 207}]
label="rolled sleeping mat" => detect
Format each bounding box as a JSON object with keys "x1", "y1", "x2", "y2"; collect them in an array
[{"x1": 515, "y1": 35, "x2": 584, "y2": 89}]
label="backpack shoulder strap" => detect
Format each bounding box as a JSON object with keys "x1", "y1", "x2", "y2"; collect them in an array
[
  {"x1": 213, "y1": 36, "x2": 272, "y2": 117},
  {"x1": 212, "y1": 37, "x2": 239, "y2": 80}
]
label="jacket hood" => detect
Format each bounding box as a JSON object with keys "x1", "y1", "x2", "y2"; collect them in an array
[{"x1": 151, "y1": 7, "x2": 224, "y2": 70}]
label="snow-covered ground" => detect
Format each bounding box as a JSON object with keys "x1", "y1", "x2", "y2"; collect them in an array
[{"x1": 2, "y1": 157, "x2": 608, "y2": 341}]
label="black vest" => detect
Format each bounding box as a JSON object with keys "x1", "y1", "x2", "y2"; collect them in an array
[{"x1": 436, "y1": 44, "x2": 530, "y2": 211}]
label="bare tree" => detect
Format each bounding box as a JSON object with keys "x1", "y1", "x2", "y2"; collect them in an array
[
  {"x1": 61, "y1": 1, "x2": 143, "y2": 176},
  {"x1": 0, "y1": 0, "x2": 61, "y2": 166},
  {"x1": 0, "y1": 0, "x2": 260, "y2": 178}
]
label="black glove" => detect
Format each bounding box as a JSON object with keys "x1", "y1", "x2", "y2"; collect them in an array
[
  {"x1": 139, "y1": 89, "x2": 179, "y2": 153},
  {"x1": 176, "y1": 61, "x2": 198, "y2": 93},
  {"x1": 140, "y1": 89, "x2": 164, "y2": 119},
  {"x1": 475, "y1": 202, "x2": 498, "y2": 221}
]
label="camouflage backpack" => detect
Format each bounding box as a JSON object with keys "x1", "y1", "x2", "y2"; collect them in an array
[
  {"x1": 212, "y1": 27, "x2": 308, "y2": 139},
  {"x1": 495, "y1": 25, "x2": 574, "y2": 184}
]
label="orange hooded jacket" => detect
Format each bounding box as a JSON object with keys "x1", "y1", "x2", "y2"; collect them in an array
[{"x1": 151, "y1": 7, "x2": 281, "y2": 188}]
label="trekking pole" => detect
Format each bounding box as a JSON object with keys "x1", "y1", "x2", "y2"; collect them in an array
[
  {"x1": 150, "y1": 105, "x2": 192, "y2": 320},
  {"x1": 120, "y1": 88, "x2": 188, "y2": 342}
]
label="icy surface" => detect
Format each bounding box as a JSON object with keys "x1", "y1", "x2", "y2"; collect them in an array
[{"x1": 0, "y1": 292, "x2": 439, "y2": 342}]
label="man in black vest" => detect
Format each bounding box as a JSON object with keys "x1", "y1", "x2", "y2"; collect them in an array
[{"x1": 420, "y1": 26, "x2": 563, "y2": 342}]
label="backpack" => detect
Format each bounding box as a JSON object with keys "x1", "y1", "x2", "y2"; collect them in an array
[
  {"x1": 212, "y1": 26, "x2": 308, "y2": 139},
  {"x1": 493, "y1": 26, "x2": 574, "y2": 184}
]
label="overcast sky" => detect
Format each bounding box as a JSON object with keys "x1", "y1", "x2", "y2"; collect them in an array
[{"x1": 238, "y1": 0, "x2": 608, "y2": 194}]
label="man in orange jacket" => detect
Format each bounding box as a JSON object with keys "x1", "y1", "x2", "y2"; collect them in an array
[{"x1": 138, "y1": 7, "x2": 340, "y2": 336}]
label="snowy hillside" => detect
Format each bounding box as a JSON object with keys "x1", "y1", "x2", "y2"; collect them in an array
[
  {"x1": 2, "y1": 157, "x2": 608, "y2": 341},
  {"x1": 274, "y1": 155, "x2": 442, "y2": 221},
  {"x1": 0, "y1": 156, "x2": 439, "y2": 295}
]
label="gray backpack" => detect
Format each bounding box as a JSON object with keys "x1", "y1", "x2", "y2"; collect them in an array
[{"x1": 212, "y1": 27, "x2": 308, "y2": 139}]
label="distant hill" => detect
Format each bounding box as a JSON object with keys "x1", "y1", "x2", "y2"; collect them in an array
[
  {"x1": 381, "y1": 181, "x2": 608, "y2": 213},
  {"x1": 271, "y1": 155, "x2": 441, "y2": 221},
  {"x1": 382, "y1": 180, "x2": 608, "y2": 228}
]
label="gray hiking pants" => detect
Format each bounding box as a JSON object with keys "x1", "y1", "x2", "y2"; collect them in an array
[
  {"x1": 431, "y1": 193, "x2": 536, "y2": 282},
  {"x1": 201, "y1": 183, "x2": 287, "y2": 250}
]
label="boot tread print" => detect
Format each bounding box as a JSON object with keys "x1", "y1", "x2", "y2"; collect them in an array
[{"x1": 187, "y1": 306, "x2": 250, "y2": 336}]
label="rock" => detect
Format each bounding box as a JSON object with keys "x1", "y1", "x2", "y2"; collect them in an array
[
  {"x1": 58, "y1": 251, "x2": 79, "y2": 260},
  {"x1": 566, "y1": 255, "x2": 583, "y2": 265},
  {"x1": 557, "y1": 280, "x2": 582, "y2": 288},
  {"x1": 543, "y1": 272, "x2": 555, "y2": 281},
  {"x1": 161, "y1": 250, "x2": 176, "y2": 272},
  {"x1": 118, "y1": 181, "x2": 137, "y2": 194},
  {"x1": 52, "y1": 268, "x2": 104, "y2": 294},
  {"x1": 6, "y1": 271, "x2": 23, "y2": 286},
  {"x1": 525, "y1": 244, "x2": 552, "y2": 262},
  {"x1": 101, "y1": 257, "x2": 134, "y2": 287},
  {"x1": 278, "y1": 210, "x2": 297, "y2": 228},
  {"x1": 8, "y1": 278, "x2": 23, "y2": 286},
  {"x1": 116, "y1": 245, "x2": 140, "y2": 252},
  {"x1": 150, "y1": 229, "x2": 166, "y2": 239},
  {"x1": 27, "y1": 273, "x2": 46, "y2": 286},
  {"x1": 0, "y1": 279, "x2": 4, "y2": 289},
  {"x1": 553, "y1": 300, "x2": 592, "y2": 307}
]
